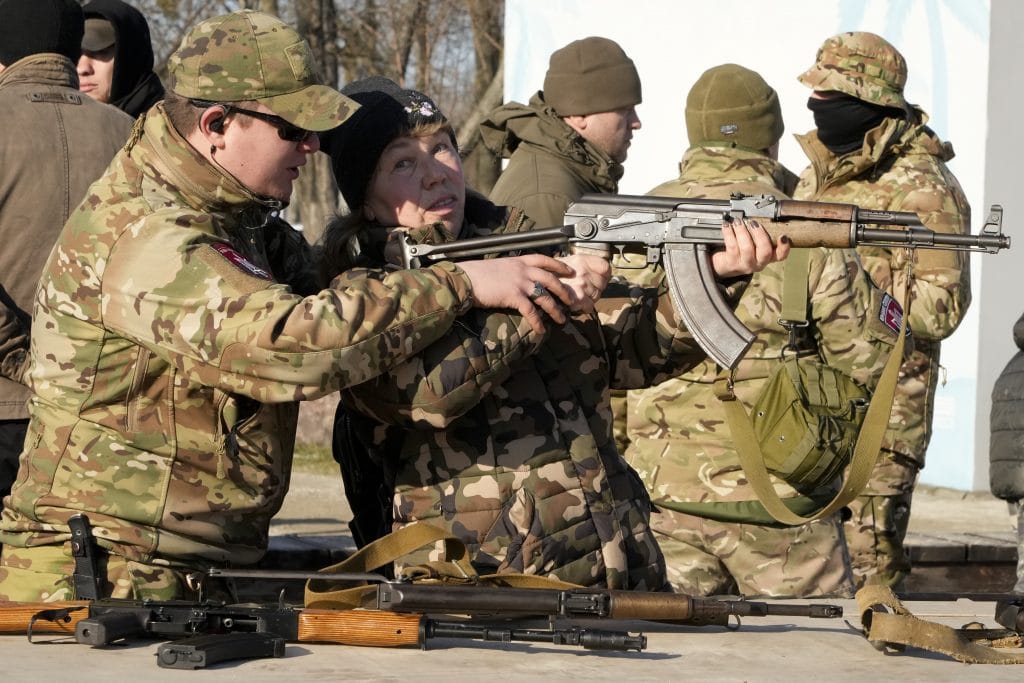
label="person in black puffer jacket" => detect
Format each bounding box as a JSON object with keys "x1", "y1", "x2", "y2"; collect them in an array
[{"x1": 990, "y1": 311, "x2": 1024, "y2": 592}]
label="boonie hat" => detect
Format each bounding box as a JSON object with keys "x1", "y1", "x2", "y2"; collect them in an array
[
  {"x1": 798, "y1": 31, "x2": 908, "y2": 110},
  {"x1": 82, "y1": 16, "x2": 115, "y2": 51},
  {"x1": 167, "y1": 9, "x2": 356, "y2": 132}
]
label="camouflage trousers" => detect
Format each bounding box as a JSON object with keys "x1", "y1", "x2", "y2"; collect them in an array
[
  {"x1": 651, "y1": 507, "x2": 854, "y2": 598},
  {"x1": 842, "y1": 452, "x2": 918, "y2": 589},
  {"x1": 0, "y1": 543, "x2": 216, "y2": 602}
]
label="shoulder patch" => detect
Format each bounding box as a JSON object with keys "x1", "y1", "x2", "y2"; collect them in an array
[
  {"x1": 209, "y1": 243, "x2": 272, "y2": 280},
  {"x1": 878, "y1": 293, "x2": 903, "y2": 334}
]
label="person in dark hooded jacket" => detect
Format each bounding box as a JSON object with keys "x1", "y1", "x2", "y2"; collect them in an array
[{"x1": 77, "y1": 0, "x2": 164, "y2": 118}]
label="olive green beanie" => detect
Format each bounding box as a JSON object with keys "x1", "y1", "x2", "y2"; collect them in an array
[
  {"x1": 543, "y1": 36, "x2": 642, "y2": 116},
  {"x1": 685, "y1": 63, "x2": 783, "y2": 151}
]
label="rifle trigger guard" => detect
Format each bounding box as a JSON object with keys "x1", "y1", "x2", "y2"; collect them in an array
[{"x1": 27, "y1": 606, "x2": 85, "y2": 644}]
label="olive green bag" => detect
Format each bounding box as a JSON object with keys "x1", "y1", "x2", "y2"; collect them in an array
[{"x1": 713, "y1": 249, "x2": 907, "y2": 526}]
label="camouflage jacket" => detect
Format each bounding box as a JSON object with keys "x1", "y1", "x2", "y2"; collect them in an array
[
  {"x1": 794, "y1": 112, "x2": 971, "y2": 480},
  {"x1": 0, "y1": 54, "x2": 133, "y2": 420},
  {"x1": 480, "y1": 92, "x2": 623, "y2": 227},
  {"x1": 336, "y1": 195, "x2": 730, "y2": 589},
  {"x1": 0, "y1": 104, "x2": 477, "y2": 568},
  {"x1": 623, "y1": 145, "x2": 898, "y2": 508}
]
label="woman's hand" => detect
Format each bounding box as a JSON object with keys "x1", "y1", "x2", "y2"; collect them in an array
[
  {"x1": 459, "y1": 254, "x2": 577, "y2": 333},
  {"x1": 555, "y1": 253, "x2": 611, "y2": 313},
  {"x1": 711, "y1": 218, "x2": 790, "y2": 278}
]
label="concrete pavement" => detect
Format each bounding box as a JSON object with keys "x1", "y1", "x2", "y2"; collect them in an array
[{"x1": 3, "y1": 598, "x2": 1021, "y2": 681}]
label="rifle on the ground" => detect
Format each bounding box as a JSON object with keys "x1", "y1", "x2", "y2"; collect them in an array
[
  {"x1": 211, "y1": 568, "x2": 842, "y2": 628},
  {"x1": 0, "y1": 597, "x2": 646, "y2": 669},
  {"x1": 401, "y1": 194, "x2": 1010, "y2": 368}
]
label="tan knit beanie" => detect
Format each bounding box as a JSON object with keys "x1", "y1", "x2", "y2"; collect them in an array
[
  {"x1": 685, "y1": 63, "x2": 783, "y2": 151},
  {"x1": 543, "y1": 36, "x2": 642, "y2": 116}
]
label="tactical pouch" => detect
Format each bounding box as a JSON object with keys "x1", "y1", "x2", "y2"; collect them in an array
[
  {"x1": 744, "y1": 355, "x2": 869, "y2": 493},
  {"x1": 714, "y1": 250, "x2": 908, "y2": 526}
]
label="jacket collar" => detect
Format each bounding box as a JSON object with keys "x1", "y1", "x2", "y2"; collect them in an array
[
  {"x1": 481, "y1": 91, "x2": 624, "y2": 192},
  {"x1": 795, "y1": 107, "x2": 955, "y2": 193},
  {"x1": 0, "y1": 53, "x2": 78, "y2": 90},
  {"x1": 678, "y1": 145, "x2": 794, "y2": 192},
  {"x1": 128, "y1": 103, "x2": 282, "y2": 228}
]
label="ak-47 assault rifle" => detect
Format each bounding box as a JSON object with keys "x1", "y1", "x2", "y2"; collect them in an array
[
  {"x1": 0, "y1": 594, "x2": 646, "y2": 669},
  {"x1": 402, "y1": 194, "x2": 1010, "y2": 369},
  {"x1": 213, "y1": 568, "x2": 843, "y2": 627}
]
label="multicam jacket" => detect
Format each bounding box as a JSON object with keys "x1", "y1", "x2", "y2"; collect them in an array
[
  {"x1": 794, "y1": 112, "x2": 971, "y2": 491},
  {"x1": 0, "y1": 104, "x2": 477, "y2": 569},
  {"x1": 335, "y1": 195, "x2": 728, "y2": 590},
  {"x1": 481, "y1": 92, "x2": 623, "y2": 228},
  {"x1": 622, "y1": 145, "x2": 898, "y2": 513}
]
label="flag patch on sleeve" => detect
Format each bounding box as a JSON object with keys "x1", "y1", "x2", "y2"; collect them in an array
[
  {"x1": 210, "y1": 242, "x2": 272, "y2": 280},
  {"x1": 879, "y1": 293, "x2": 903, "y2": 334}
]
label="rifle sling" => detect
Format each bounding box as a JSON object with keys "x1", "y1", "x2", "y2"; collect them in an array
[
  {"x1": 304, "y1": 522, "x2": 578, "y2": 609},
  {"x1": 857, "y1": 585, "x2": 1024, "y2": 664}
]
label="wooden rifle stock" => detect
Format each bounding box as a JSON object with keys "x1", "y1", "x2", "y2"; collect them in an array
[
  {"x1": 0, "y1": 600, "x2": 87, "y2": 637},
  {"x1": 296, "y1": 609, "x2": 422, "y2": 647}
]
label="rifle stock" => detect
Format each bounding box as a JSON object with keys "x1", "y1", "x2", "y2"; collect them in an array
[
  {"x1": 401, "y1": 193, "x2": 1009, "y2": 368},
  {"x1": 0, "y1": 600, "x2": 86, "y2": 637}
]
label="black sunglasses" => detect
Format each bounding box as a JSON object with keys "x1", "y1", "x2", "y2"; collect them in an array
[{"x1": 192, "y1": 100, "x2": 314, "y2": 142}]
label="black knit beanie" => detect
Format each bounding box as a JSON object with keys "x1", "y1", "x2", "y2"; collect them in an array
[
  {"x1": 0, "y1": 0, "x2": 84, "y2": 66},
  {"x1": 321, "y1": 76, "x2": 452, "y2": 213}
]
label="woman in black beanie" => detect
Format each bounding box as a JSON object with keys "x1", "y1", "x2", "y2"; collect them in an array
[{"x1": 319, "y1": 77, "x2": 781, "y2": 590}]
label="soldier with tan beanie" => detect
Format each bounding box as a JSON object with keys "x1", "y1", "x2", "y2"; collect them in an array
[
  {"x1": 617, "y1": 64, "x2": 900, "y2": 598},
  {"x1": 480, "y1": 36, "x2": 642, "y2": 227}
]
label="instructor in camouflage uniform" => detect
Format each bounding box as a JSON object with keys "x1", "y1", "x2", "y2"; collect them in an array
[
  {"x1": 481, "y1": 36, "x2": 642, "y2": 228},
  {"x1": 0, "y1": 11, "x2": 579, "y2": 602},
  {"x1": 320, "y1": 76, "x2": 786, "y2": 591},
  {"x1": 793, "y1": 32, "x2": 972, "y2": 588},
  {"x1": 620, "y1": 64, "x2": 899, "y2": 597}
]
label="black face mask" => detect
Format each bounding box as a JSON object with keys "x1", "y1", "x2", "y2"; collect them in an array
[{"x1": 807, "y1": 94, "x2": 903, "y2": 155}]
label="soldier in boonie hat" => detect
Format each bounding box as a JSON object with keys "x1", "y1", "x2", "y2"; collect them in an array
[
  {"x1": 797, "y1": 31, "x2": 911, "y2": 157},
  {"x1": 798, "y1": 31, "x2": 908, "y2": 110},
  {"x1": 168, "y1": 9, "x2": 355, "y2": 133}
]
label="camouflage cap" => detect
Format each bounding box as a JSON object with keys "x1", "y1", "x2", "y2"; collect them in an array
[
  {"x1": 167, "y1": 10, "x2": 356, "y2": 132},
  {"x1": 798, "y1": 31, "x2": 908, "y2": 109}
]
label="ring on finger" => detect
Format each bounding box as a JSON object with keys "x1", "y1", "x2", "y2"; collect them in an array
[{"x1": 528, "y1": 281, "x2": 548, "y2": 301}]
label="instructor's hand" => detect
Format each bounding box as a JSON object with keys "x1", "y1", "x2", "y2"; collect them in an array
[{"x1": 459, "y1": 254, "x2": 576, "y2": 333}]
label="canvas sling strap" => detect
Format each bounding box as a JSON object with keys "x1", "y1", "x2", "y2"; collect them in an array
[
  {"x1": 304, "y1": 522, "x2": 579, "y2": 609},
  {"x1": 857, "y1": 584, "x2": 1024, "y2": 664},
  {"x1": 715, "y1": 250, "x2": 908, "y2": 525}
]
